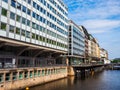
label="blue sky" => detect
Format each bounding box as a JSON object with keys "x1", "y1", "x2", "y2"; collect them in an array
[{"x1": 63, "y1": 0, "x2": 120, "y2": 59}]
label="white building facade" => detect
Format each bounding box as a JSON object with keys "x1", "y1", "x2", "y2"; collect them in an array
[{"x1": 0, "y1": 0, "x2": 68, "y2": 51}]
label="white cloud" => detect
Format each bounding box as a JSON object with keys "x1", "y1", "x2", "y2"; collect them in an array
[
  {"x1": 65, "y1": 0, "x2": 120, "y2": 19},
  {"x1": 64, "y1": 0, "x2": 120, "y2": 34},
  {"x1": 81, "y1": 19, "x2": 120, "y2": 34},
  {"x1": 64, "y1": 0, "x2": 120, "y2": 59}
]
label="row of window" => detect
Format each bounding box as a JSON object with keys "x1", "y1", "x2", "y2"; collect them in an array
[
  {"x1": 73, "y1": 35, "x2": 84, "y2": 44},
  {"x1": 49, "y1": 0, "x2": 68, "y2": 17},
  {"x1": 73, "y1": 47, "x2": 84, "y2": 55},
  {"x1": 33, "y1": 1, "x2": 68, "y2": 30},
  {"x1": 1, "y1": 7, "x2": 68, "y2": 39},
  {"x1": 0, "y1": 22, "x2": 67, "y2": 48},
  {"x1": 47, "y1": 2, "x2": 68, "y2": 24},
  {"x1": 47, "y1": 29, "x2": 67, "y2": 42},
  {"x1": 73, "y1": 27, "x2": 84, "y2": 38},
  {"x1": 73, "y1": 41, "x2": 85, "y2": 48},
  {"x1": 2, "y1": 0, "x2": 68, "y2": 30},
  {"x1": 1, "y1": 5, "x2": 67, "y2": 35}
]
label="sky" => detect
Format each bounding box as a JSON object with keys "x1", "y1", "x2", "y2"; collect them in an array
[
  {"x1": 64, "y1": 0, "x2": 120, "y2": 59},
  {"x1": 63, "y1": 0, "x2": 120, "y2": 59}
]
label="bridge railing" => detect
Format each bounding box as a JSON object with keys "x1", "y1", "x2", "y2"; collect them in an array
[
  {"x1": 71, "y1": 63, "x2": 106, "y2": 67},
  {"x1": 0, "y1": 64, "x2": 67, "y2": 70}
]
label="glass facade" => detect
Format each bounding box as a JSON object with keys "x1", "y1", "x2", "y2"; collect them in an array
[
  {"x1": 0, "y1": 0, "x2": 68, "y2": 51},
  {"x1": 68, "y1": 20, "x2": 85, "y2": 65},
  {"x1": 68, "y1": 21, "x2": 85, "y2": 56}
]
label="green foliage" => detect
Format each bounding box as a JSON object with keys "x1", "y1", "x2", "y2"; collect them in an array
[{"x1": 111, "y1": 59, "x2": 120, "y2": 63}]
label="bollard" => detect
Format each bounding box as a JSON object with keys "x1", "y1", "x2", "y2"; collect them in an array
[{"x1": 26, "y1": 87, "x2": 29, "y2": 90}]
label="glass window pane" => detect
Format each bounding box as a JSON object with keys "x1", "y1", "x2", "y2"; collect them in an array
[
  {"x1": 2, "y1": 0, "x2": 8, "y2": 3},
  {"x1": 21, "y1": 29, "x2": 25, "y2": 36},
  {"x1": 26, "y1": 31, "x2": 30, "y2": 38},
  {"x1": 27, "y1": 0, "x2": 31, "y2": 4},
  {"x1": 16, "y1": 27, "x2": 20, "y2": 35},
  {"x1": 32, "y1": 33, "x2": 35, "y2": 39},
  {"x1": 11, "y1": 0, "x2": 16, "y2": 8},
  {"x1": 1, "y1": 22, "x2": 7, "y2": 30},
  {"x1": 16, "y1": 15, "x2": 21, "y2": 22},
  {"x1": 22, "y1": 17, "x2": 26, "y2": 24},
  {"x1": 1, "y1": 8, "x2": 7, "y2": 16},
  {"x1": 17, "y1": 2, "x2": 21, "y2": 10},
  {"x1": 22, "y1": 6, "x2": 26, "y2": 13},
  {"x1": 9, "y1": 25, "x2": 14, "y2": 33},
  {"x1": 27, "y1": 9, "x2": 31, "y2": 15},
  {"x1": 10, "y1": 12, "x2": 15, "y2": 20},
  {"x1": 27, "y1": 20, "x2": 30, "y2": 26}
]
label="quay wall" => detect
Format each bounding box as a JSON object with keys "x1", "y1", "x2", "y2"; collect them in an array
[
  {"x1": 0, "y1": 66, "x2": 67, "y2": 90},
  {"x1": 68, "y1": 66, "x2": 104, "y2": 77}
]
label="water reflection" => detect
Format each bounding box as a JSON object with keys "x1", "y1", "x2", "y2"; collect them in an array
[{"x1": 30, "y1": 70, "x2": 120, "y2": 90}]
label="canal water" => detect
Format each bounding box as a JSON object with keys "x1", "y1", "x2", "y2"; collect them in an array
[{"x1": 29, "y1": 70, "x2": 120, "y2": 90}]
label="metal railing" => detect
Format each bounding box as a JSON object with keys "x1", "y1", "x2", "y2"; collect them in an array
[{"x1": 0, "y1": 63, "x2": 67, "y2": 69}]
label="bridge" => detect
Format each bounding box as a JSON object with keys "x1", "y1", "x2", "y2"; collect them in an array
[{"x1": 68, "y1": 64, "x2": 111, "y2": 77}]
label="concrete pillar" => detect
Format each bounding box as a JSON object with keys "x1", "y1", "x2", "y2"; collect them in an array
[{"x1": 81, "y1": 69, "x2": 85, "y2": 79}]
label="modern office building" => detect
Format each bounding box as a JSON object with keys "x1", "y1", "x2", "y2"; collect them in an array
[
  {"x1": 0, "y1": 0, "x2": 68, "y2": 67},
  {"x1": 68, "y1": 20, "x2": 85, "y2": 65},
  {"x1": 80, "y1": 26, "x2": 89, "y2": 63}
]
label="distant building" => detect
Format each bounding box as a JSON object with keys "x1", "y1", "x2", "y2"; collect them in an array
[
  {"x1": 68, "y1": 20, "x2": 85, "y2": 65},
  {"x1": 100, "y1": 48, "x2": 110, "y2": 64},
  {"x1": 88, "y1": 34, "x2": 100, "y2": 64}
]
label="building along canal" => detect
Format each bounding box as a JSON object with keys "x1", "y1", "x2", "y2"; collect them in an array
[{"x1": 28, "y1": 70, "x2": 120, "y2": 90}]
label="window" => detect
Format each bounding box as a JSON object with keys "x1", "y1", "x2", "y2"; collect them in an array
[
  {"x1": 27, "y1": 0, "x2": 31, "y2": 4},
  {"x1": 2, "y1": 0, "x2": 8, "y2": 3},
  {"x1": 33, "y1": 1, "x2": 36, "y2": 8},
  {"x1": 22, "y1": 17, "x2": 26, "y2": 24},
  {"x1": 11, "y1": 0, "x2": 16, "y2": 8},
  {"x1": 1, "y1": 22, "x2": 7, "y2": 30},
  {"x1": 36, "y1": 24, "x2": 39, "y2": 30},
  {"x1": 36, "y1": 34, "x2": 39, "y2": 40},
  {"x1": 27, "y1": 9, "x2": 31, "y2": 15},
  {"x1": 39, "y1": 26, "x2": 42, "y2": 31},
  {"x1": 22, "y1": 6, "x2": 26, "y2": 13},
  {"x1": 21, "y1": 29, "x2": 25, "y2": 36},
  {"x1": 17, "y1": 2, "x2": 21, "y2": 10},
  {"x1": 1, "y1": 8, "x2": 7, "y2": 16},
  {"x1": 39, "y1": 36, "x2": 42, "y2": 41},
  {"x1": 32, "y1": 12, "x2": 36, "y2": 18},
  {"x1": 9, "y1": 25, "x2": 14, "y2": 33},
  {"x1": 16, "y1": 27, "x2": 20, "y2": 35},
  {"x1": 32, "y1": 33, "x2": 36, "y2": 39},
  {"x1": 26, "y1": 31, "x2": 30, "y2": 38},
  {"x1": 40, "y1": 16, "x2": 42, "y2": 22},
  {"x1": 27, "y1": 20, "x2": 30, "y2": 26},
  {"x1": 32, "y1": 22, "x2": 36, "y2": 29},
  {"x1": 37, "y1": 5, "x2": 40, "y2": 10},
  {"x1": 10, "y1": 12, "x2": 15, "y2": 20},
  {"x1": 16, "y1": 15, "x2": 21, "y2": 22}
]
